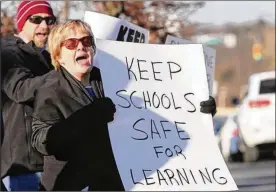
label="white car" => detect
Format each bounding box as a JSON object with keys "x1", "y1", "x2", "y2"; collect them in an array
[
  {"x1": 236, "y1": 71, "x2": 275, "y2": 162},
  {"x1": 217, "y1": 113, "x2": 242, "y2": 162},
  {"x1": 213, "y1": 115, "x2": 227, "y2": 143}
]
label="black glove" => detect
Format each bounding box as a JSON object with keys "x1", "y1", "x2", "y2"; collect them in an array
[
  {"x1": 92, "y1": 97, "x2": 116, "y2": 123},
  {"x1": 46, "y1": 97, "x2": 116, "y2": 158},
  {"x1": 200, "y1": 96, "x2": 217, "y2": 117}
]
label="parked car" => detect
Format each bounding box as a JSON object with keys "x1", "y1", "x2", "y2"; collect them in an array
[
  {"x1": 217, "y1": 113, "x2": 242, "y2": 162},
  {"x1": 213, "y1": 115, "x2": 227, "y2": 137},
  {"x1": 234, "y1": 71, "x2": 275, "y2": 162}
]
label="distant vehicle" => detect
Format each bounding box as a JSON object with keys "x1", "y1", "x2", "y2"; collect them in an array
[
  {"x1": 213, "y1": 116, "x2": 228, "y2": 154},
  {"x1": 234, "y1": 71, "x2": 275, "y2": 162},
  {"x1": 217, "y1": 113, "x2": 242, "y2": 162},
  {"x1": 213, "y1": 115, "x2": 227, "y2": 136}
]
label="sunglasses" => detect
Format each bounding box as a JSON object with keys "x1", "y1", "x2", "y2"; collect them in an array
[
  {"x1": 28, "y1": 16, "x2": 56, "y2": 25},
  {"x1": 61, "y1": 36, "x2": 94, "y2": 50}
]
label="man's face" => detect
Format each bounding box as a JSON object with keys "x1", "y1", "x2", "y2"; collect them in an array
[{"x1": 22, "y1": 13, "x2": 56, "y2": 48}]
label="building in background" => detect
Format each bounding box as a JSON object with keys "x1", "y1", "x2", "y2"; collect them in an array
[
  {"x1": 192, "y1": 20, "x2": 275, "y2": 107},
  {"x1": 263, "y1": 25, "x2": 275, "y2": 70}
]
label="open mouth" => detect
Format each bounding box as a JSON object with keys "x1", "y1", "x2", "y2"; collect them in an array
[
  {"x1": 75, "y1": 54, "x2": 90, "y2": 66},
  {"x1": 36, "y1": 33, "x2": 47, "y2": 39},
  {"x1": 75, "y1": 55, "x2": 88, "y2": 61}
]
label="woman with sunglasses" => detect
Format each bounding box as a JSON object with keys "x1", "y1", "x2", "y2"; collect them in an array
[{"x1": 30, "y1": 20, "x2": 125, "y2": 191}]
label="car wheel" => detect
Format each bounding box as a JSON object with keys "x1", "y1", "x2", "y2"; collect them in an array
[{"x1": 243, "y1": 146, "x2": 259, "y2": 162}]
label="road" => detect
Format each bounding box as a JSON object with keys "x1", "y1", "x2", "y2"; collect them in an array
[
  {"x1": 228, "y1": 159, "x2": 275, "y2": 191},
  {"x1": 2, "y1": 158, "x2": 275, "y2": 191}
]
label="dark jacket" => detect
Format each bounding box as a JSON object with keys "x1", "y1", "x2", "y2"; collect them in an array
[
  {"x1": 31, "y1": 67, "x2": 124, "y2": 191},
  {"x1": 1, "y1": 35, "x2": 54, "y2": 177},
  {"x1": 1, "y1": 115, "x2": 7, "y2": 191},
  {"x1": 1, "y1": 180, "x2": 7, "y2": 191}
]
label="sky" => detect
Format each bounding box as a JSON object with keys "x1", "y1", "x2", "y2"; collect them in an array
[
  {"x1": 189, "y1": 1, "x2": 275, "y2": 25},
  {"x1": 1, "y1": 1, "x2": 275, "y2": 25},
  {"x1": 68, "y1": 1, "x2": 275, "y2": 25}
]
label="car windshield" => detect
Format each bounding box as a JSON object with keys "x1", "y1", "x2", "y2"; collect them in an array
[{"x1": 259, "y1": 78, "x2": 275, "y2": 94}]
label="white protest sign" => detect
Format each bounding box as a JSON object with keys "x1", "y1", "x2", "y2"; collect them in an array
[
  {"x1": 95, "y1": 39, "x2": 237, "y2": 191},
  {"x1": 84, "y1": 11, "x2": 149, "y2": 43},
  {"x1": 165, "y1": 35, "x2": 216, "y2": 95}
]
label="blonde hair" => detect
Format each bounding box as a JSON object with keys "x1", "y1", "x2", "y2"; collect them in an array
[{"x1": 47, "y1": 19, "x2": 96, "y2": 70}]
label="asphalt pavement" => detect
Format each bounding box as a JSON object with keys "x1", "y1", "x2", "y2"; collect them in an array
[
  {"x1": 228, "y1": 159, "x2": 275, "y2": 191},
  {"x1": 2, "y1": 156, "x2": 275, "y2": 191}
]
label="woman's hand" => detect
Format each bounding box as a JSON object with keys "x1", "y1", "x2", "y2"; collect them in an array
[
  {"x1": 200, "y1": 96, "x2": 217, "y2": 117},
  {"x1": 93, "y1": 97, "x2": 116, "y2": 123}
]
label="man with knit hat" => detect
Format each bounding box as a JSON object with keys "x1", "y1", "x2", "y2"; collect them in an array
[
  {"x1": 15, "y1": 0, "x2": 56, "y2": 47},
  {"x1": 1, "y1": 1, "x2": 56, "y2": 190}
]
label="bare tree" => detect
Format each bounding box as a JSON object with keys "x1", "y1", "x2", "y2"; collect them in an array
[
  {"x1": 89, "y1": 1, "x2": 205, "y2": 42},
  {"x1": 1, "y1": 1, "x2": 205, "y2": 42},
  {"x1": 1, "y1": 1, "x2": 20, "y2": 16},
  {"x1": 1, "y1": 10, "x2": 16, "y2": 36},
  {"x1": 50, "y1": 1, "x2": 83, "y2": 23},
  {"x1": 1, "y1": 1, "x2": 82, "y2": 23}
]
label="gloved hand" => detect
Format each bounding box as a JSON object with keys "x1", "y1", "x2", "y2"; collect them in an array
[
  {"x1": 45, "y1": 97, "x2": 116, "y2": 159},
  {"x1": 200, "y1": 96, "x2": 217, "y2": 117},
  {"x1": 92, "y1": 97, "x2": 116, "y2": 123}
]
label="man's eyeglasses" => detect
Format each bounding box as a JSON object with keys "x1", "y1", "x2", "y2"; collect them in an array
[
  {"x1": 28, "y1": 16, "x2": 56, "y2": 25},
  {"x1": 61, "y1": 36, "x2": 94, "y2": 50}
]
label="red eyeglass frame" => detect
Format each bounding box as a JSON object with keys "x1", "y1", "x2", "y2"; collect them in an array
[{"x1": 61, "y1": 36, "x2": 94, "y2": 50}]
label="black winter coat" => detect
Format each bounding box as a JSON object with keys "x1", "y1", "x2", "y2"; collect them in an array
[
  {"x1": 1, "y1": 36, "x2": 54, "y2": 177},
  {"x1": 31, "y1": 67, "x2": 124, "y2": 191}
]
